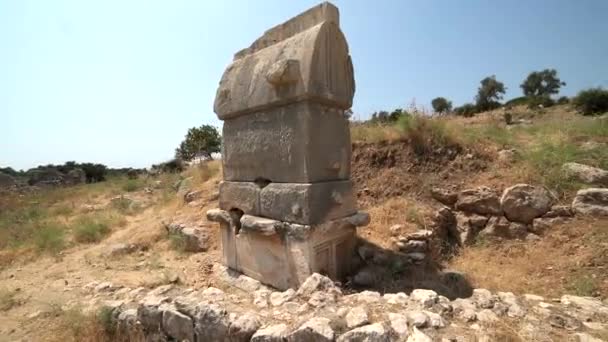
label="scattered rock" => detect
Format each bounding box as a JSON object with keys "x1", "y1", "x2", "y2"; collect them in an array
[
  {"x1": 337, "y1": 323, "x2": 389, "y2": 342},
  {"x1": 501, "y1": 184, "x2": 554, "y2": 223},
  {"x1": 497, "y1": 149, "x2": 517, "y2": 164},
  {"x1": 194, "y1": 303, "x2": 229, "y2": 341},
  {"x1": 572, "y1": 188, "x2": 608, "y2": 216},
  {"x1": 543, "y1": 205, "x2": 574, "y2": 218},
  {"x1": 251, "y1": 324, "x2": 288, "y2": 342},
  {"x1": 388, "y1": 313, "x2": 409, "y2": 338},
  {"x1": 287, "y1": 317, "x2": 334, "y2": 342},
  {"x1": 184, "y1": 190, "x2": 203, "y2": 203},
  {"x1": 389, "y1": 224, "x2": 403, "y2": 237},
  {"x1": 455, "y1": 187, "x2": 502, "y2": 216},
  {"x1": 161, "y1": 306, "x2": 194, "y2": 342},
  {"x1": 228, "y1": 312, "x2": 260, "y2": 342},
  {"x1": 106, "y1": 243, "x2": 137, "y2": 256},
  {"x1": 406, "y1": 327, "x2": 432, "y2": 342},
  {"x1": 383, "y1": 292, "x2": 409, "y2": 306},
  {"x1": 407, "y1": 311, "x2": 429, "y2": 328},
  {"x1": 431, "y1": 187, "x2": 458, "y2": 206},
  {"x1": 562, "y1": 162, "x2": 608, "y2": 186},
  {"x1": 410, "y1": 289, "x2": 438, "y2": 308},
  {"x1": 531, "y1": 217, "x2": 567, "y2": 235},
  {"x1": 345, "y1": 306, "x2": 369, "y2": 329},
  {"x1": 270, "y1": 289, "x2": 295, "y2": 307},
  {"x1": 296, "y1": 273, "x2": 340, "y2": 298}
]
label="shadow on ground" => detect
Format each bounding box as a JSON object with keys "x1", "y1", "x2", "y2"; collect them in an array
[{"x1": 342, "y1": 238, "x2": 473, "y2": 300}]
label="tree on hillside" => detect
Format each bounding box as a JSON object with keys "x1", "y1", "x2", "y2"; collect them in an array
[
  {"x1": 475, "y1": 75, "x2": 506, "y2": 112},
  {"x1": 521, "y1": 69, "x2": 565, "y2": 99},
  {"x1": 175, "y1": 124, "x2": 222, "y2": 161},
  {"x1": 431, "y1": 97, "x2": 452, "y2": 113}
]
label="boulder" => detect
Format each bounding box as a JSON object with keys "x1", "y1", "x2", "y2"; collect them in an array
[
  {"x1": 562, "y1": 162, "x2": 608, "y2": 187},
  {"x1": 161, "y1": 306, "x2": 194, "y2": 342},
  {"x1": 387, "y1": 313, "x2": 409, "y2": 338},
  {"x1": 287, "y1": 317, "x2": 334, "y2": 342},
  {"x1": 337, "y1": 323, "x2": 390, "y2": 342},
  {"x1": 410, "y1": 289, "x2": 438, "y2": 308},
  {"x1": 430, "y1": 187, "x2": 458, "y2": 206},
  {"x1": 500, "y1": 184, "x2": 554, "y2": 223},
  {"x1": 194, "y1": 303, "x2": 229, "y2": 341},
  {"x1": 228, "y1": 312, "x2": 261, "y2": 342},
  {"x1": 543, "y1": 205, "x2": 574, "y2": 218},
  {"x1": 455, "y1": 187, "x2": 502, "y2": 216},
  {"x1": 345, "y1": 306, "x2": 369, "y2": 329},
  {"x1": 406, "y1": 327, "x2": 432, "y2": 342},
  {"x1": 296, "y1": 273, "x2": 339, "y2": 298},
  {"x1": 251, "y1": 324, "x2": 289, "y2": 342},
  {"x1": 572, "y1": 188, "x2": 608, "y2": 216}
]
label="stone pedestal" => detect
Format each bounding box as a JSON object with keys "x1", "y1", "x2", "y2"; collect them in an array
[
  {"x1": 208, "y1": 209, "x2": 369, "y2": 290},
  {"x1": 208, "y1": 2, "x2": 368, "y2": 290}
]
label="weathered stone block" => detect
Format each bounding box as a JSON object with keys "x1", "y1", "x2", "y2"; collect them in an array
[
  {"x1": 260, "y1": 181, "x2": 356, "y2": 224},
  {"x1": 207, "y1": 209, "x2": 368, "y2": 290},
  {"x1": 214, "y1": 3, "x2": 354, "y2": 119},
  {"x1": 219, "y1": 181, "x2": 260, "y2": 215},
  {"x1": 222, "y1": 102, "x2": 351, "y2": 183}
]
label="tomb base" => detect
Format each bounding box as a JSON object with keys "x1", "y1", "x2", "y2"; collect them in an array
[{"x1": 207, "y1": 209, "x2": 369, "y2": 290}]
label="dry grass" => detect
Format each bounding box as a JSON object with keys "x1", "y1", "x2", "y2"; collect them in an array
[
  {"x1": 362, "y1": 197, "x2": 434, "y2": 248},
  {"x1": 449, "y1": 217, "x2": 608, "y2": 297}
]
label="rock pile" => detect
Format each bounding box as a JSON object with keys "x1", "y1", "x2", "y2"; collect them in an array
[
  {"x1": 427, "y1": 183, "x2": 608, "y2": 248},
  {"x1": 87, "y1": 272, "x2": 608, "y2": 341}
]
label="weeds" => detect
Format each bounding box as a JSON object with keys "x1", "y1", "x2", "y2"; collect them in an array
[
  {"x1": 121, "y1": 179, "x2": 141, "y2": 192},
  {"x1": 568, "y1": 275, "x2": 600, "y2": 297},
  {"x1": 34, "y1": 223, "x2": 66, "y2": 254},
  {"x1": 169, "y1": 232, "x2": 186, "y2": 252},
  {"x1": 73, "y1": 217, "x2": 111, "y2": 243}
]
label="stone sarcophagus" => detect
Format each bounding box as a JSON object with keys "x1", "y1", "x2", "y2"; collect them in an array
[{"x1": 207, "y1": 2, "x2": 369, "y2": 290}]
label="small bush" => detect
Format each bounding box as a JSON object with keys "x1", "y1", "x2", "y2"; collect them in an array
[
  {"x1": 96, "y1": 306, "x2": 116, "y2": 335},
  {"x1": 573, "y1": 88, "x2": 608, "y2": 115},
  {"x1": 122, "y1": 179, "x2": 141, "y2": 192},
  {"x1": 454, "y1": 103, "x2": 477, "y2": 117},
  {"x1": 169, "y1": 232, "x2": 187, "y2": 252},
  {"x1": 34, "y1": 224, "x2": 66, "y2": 254},
  {"x1": 527, "y1": 96, "x2": 554, "y2": 109},
  {"x1": 397, "y1": 114, "x2": 459, "y2": 156},
  {"x1": 73, "y1": 217, "x2": 110, "y2": 243},
  {"x1": 557, "y1": 96, "x2": 569, "y2": 105}
]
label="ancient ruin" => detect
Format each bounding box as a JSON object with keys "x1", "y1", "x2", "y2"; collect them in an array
[{"x1": 207, "y1": 2, "x2": 369, "y2": 290}]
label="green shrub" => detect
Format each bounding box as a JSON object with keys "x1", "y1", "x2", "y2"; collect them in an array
[
  {"x1": 34, "y1": 224, "x2": 66, "y2": 254},
  {"x1": 122, "y1": 179, "x2": 141, "y2": 192},
  {"x1": 527, "y1": 96, "x2": 555, "y2": 109},
  {"x1": 169, "y1": 233, "x2": 187, "y2": 252},
  {"x1": 573, "y1": 88, "x2": 608, "y2": 115},
  {"x1": 454, "y1": 103, "x2": 478, "y2": 117},
  {"x1": 557, "y1": 96, "x2": 569, "y2": 105},
  {"x1": 504, "y1": 96, "x2": 528, "y2": 108},
  {"x1": 73, "y1": 218, "x2": 110, "y2": 243},
  {"x1": 397, "y1": 114, "x2": 458, "y2": 156}
]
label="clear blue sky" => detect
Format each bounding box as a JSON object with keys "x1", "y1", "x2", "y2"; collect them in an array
[{"x1": 2, "y1": 0, "x2": 607, "y2": 170}]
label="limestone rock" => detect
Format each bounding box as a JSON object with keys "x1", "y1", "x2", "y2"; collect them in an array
[
  {"x1": 561, "y1": 295, "x2": 608, "y2": 315},
  {"x1": 387, "y1": 313, "x2": 409, "y2": 338},
  {"x1": 562, "y1": 162, "x2": 608, "y2": 186},
  {"x1": 406, "y1": 311, "x2": 428, "y2": 328},
  {"x1": 431, "y1": 187, "x2": 458, "y2": 206},
  {"x1": 383, "y1": 292, "x2": 409, "y2": 306},
  {"x1": 287, "y1": 317, "x2": 334, "y2": 342},
  {"x1": 410, "y1": 289, "x2": 438, "y2": 308},
  {"x1": 345, "y1": 306, "x2": 369, "y2": 328},
  {"x1": 194, "y1": 303, "x2": 229, "y2": 341},
  {"x1": 500, "y1": 184, "x2": 554, "y2": 223},
  {"x1": 543, "y1": 205, "x2": 574, "y2": 218},
  {"x1": 337, "y1": 323, "x2": 390, "y2": 342},
  {"x1": 228, "y1": 312, "x2": 261, "y2": 342},
  {"x1": 455, "y1": 186, "x2": 502, "y2": 215},
  {"x1": 161, "y1": 306, "x2": 194, "y2": 342},
  {"x1": 406, "y1": 327, "x2": 432, "y2": 342},
  {"x1": 253, "y1": 289, "x2": 270, "y2": 308},
  {"x1": 137, "y1": 295, "x2": 170, "y2": 332},
  {"x1": 180, "y1": 227, "x2": 209, "y2": 252},
  {"x1": 390, "y1": 224, "x2": 404, "y2": 236},
  {"x1": 572, "y1": 188, "x2": 608, "y2": 216},
  {"x1": 270, "y1": 289, "x2": 296, "y2": 307},
  {"x1": 251, "y1": 324, "x2": 289, "y2": 342},
  {"x1": 184, "y1": 190, "x2": 203, "y2": 203},
  {"x1": 296, "y1": 273, "x2": 339, "y2": 298}
]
